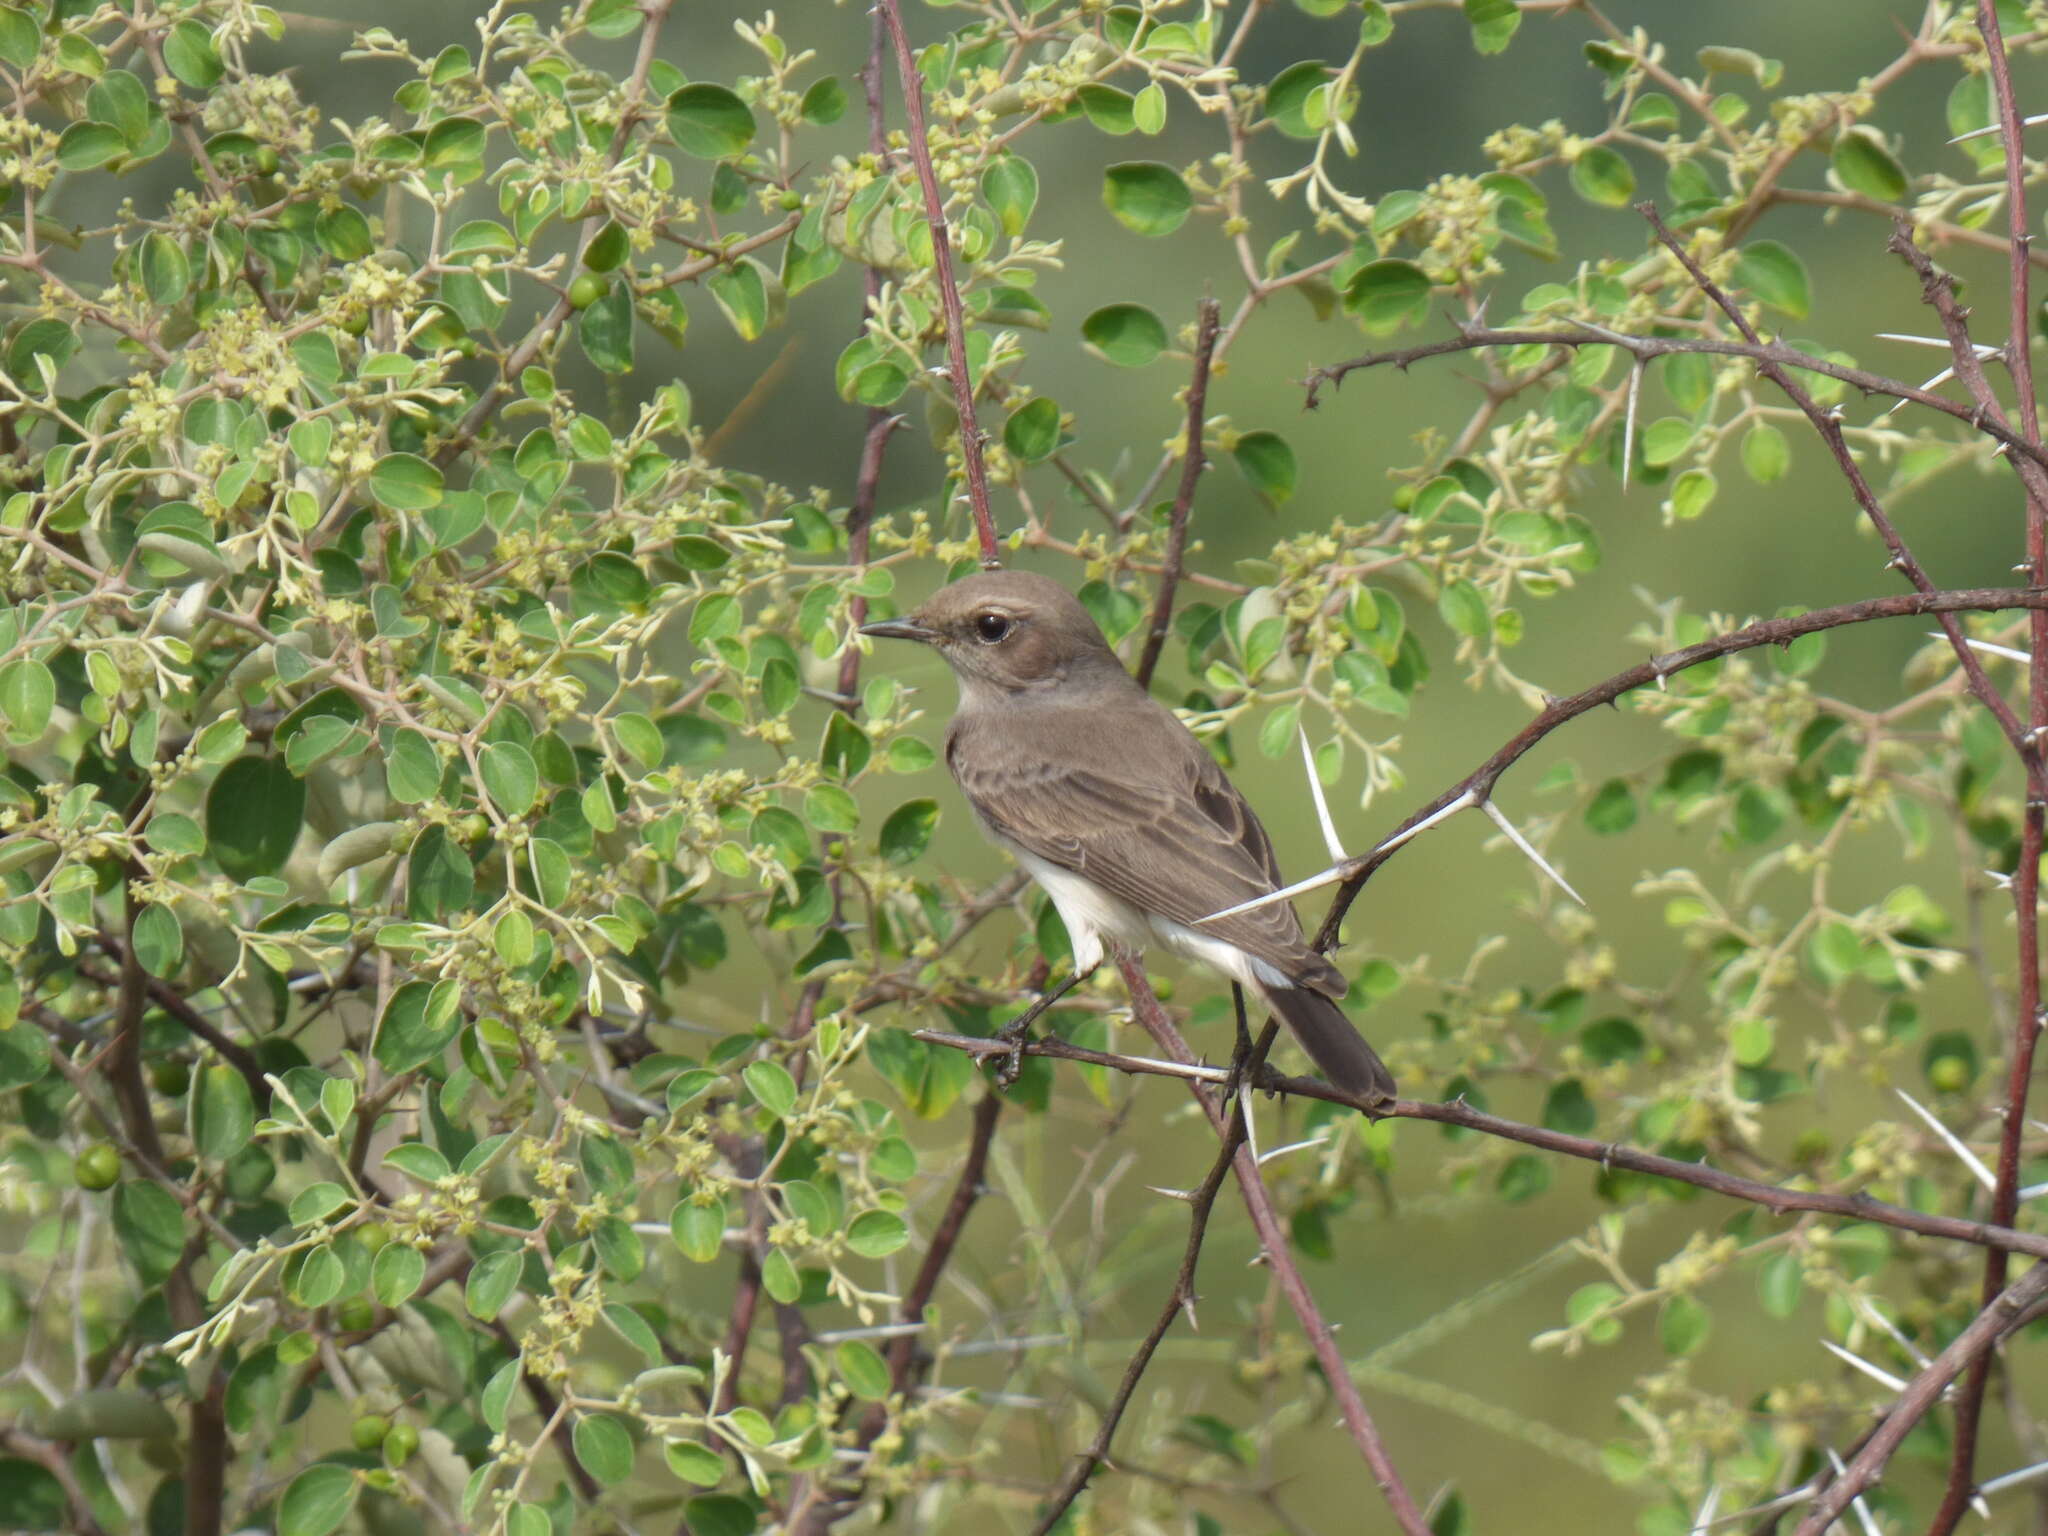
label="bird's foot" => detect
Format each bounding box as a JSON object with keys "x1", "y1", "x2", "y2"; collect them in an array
[{"x1": 993, "y1": 1014, "x2": 1033, "y2": 1088}]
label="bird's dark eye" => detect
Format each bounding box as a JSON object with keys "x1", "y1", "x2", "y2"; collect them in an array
[{"x1": 974, "y1": 611, "x2": 1011, "y2": 643}]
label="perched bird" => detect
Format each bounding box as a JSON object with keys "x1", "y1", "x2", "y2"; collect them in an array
[{"x1": 862, "y1": 568, "x2": 1395, "y2": 1103}]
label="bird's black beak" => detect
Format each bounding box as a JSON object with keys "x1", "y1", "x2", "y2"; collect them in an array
[{"x1": 859, "y1": 617, "x2": 937, "y2": 644}]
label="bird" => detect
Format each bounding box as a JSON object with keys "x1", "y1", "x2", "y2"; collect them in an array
[{"x1": 861, "y1": 568, "x2": 1395, "y2": 1103}]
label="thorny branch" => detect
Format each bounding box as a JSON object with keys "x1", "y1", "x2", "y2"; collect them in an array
[
  {"x1": 1134, "y1": 297, "x2": 1222, "y2": 690},
  {"x1": 877, "y1": 0, "x2": 1000, "y2": 567}
]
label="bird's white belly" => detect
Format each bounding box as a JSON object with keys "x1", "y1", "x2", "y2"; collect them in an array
[{"x1": 1005, "y1": 843, "x2": 1290, "y2": 989}]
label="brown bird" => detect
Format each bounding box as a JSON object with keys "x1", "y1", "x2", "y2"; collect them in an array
[{"x1": 862, "y1": 569, "x2": 1394, "y2": 1102}]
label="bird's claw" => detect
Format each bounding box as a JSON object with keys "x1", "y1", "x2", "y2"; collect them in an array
[{"x1": 993, "y1": 1016, "x2": 1031, "y2": 1088}]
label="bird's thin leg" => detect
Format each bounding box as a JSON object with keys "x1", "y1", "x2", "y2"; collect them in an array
[
  {"x1": 994, "y1": 965, "x2": 1095, "y2": 1086},
  {"x1": 1223, "y1": 983, "x2": 1255, "y2": 1104}
]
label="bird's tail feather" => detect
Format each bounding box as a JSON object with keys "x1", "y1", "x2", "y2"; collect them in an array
[{"x1": 1261, "y1": 986, "x2": 1395, "y2": 1104}]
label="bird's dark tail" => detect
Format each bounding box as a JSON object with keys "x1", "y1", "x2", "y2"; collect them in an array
[{"x1": 1260, "y1": 986, "x2": 1395, "y2": 1105}]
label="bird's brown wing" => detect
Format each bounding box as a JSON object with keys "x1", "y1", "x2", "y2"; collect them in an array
[{"x1": 948, "y1": 699, "x2": 1344, "y2": 995}]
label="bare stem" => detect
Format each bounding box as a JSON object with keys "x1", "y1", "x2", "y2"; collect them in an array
[
  {"x1": 876, "y1": 0, "x2": 1000, "y2": 566},
  {"x1": 1134, "y1": 297, "x2": 1222, "y2": 690}
]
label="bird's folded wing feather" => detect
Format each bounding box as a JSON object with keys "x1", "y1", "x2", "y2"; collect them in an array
[{"x1": 950, "y1": 705, "x2": 1342, "y2": 993}]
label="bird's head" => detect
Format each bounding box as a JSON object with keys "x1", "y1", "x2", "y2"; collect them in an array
[{"x1": 860, "y1": 569, "x2": 1123, "y2": 699}]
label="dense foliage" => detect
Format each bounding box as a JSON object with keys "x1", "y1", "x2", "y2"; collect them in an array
[{"x1": 7, "y1": 2, "x2": 2048, "y2": 1534}]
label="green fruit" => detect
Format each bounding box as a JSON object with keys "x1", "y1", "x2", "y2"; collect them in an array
[
  {"x1": 382, "y1": 1421, "x2": 419, "y2": 1467},
  {"x1": 75, "y1": 1143, "x2": 121, "y2": 1191},
  {"x1": 1928, "y1": 1055, "x2": 1971, "y2": 1092},
  {"x1": 351, "y1": 1413, "x2": 391, "y2": 1452},
  {"x1": 340, "y1": 309, "x2": 369, "y2": 337},
  {"x1": 335, "y1": 1297, "x2": 376, "y2": 1332},
  {"x1": 255, "y1": 145, "x2": 280, "y2": 175},
  {"x1": 150, "y1": 1059, "x2": 191, "y2": 1096},
  {"x1": 566, "y1": 272, "x2": 608, "y2": 310}
]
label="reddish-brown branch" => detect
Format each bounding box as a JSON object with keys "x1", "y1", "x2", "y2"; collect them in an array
[
  {"x1": 1929, "y1": 9, "x2": 2048, "y2": 1527},
  {"x1": 910, "y1": 1027, "x2": 2048, "y2": 1263},
  {"x1": 1113, "y1": 958, "x2": 1431, "y2": 1536},
  {"x1": 876, "y1": 0, "x2": 1000, "y2": 566},
  {"x1": 1029, "y1": 1019, "x2": 1276, "y2": 1535},
  {"x1": 1134, "y1": 297, "x2": 1221, "y2": 690},
  {"x1": 885, "y1": 1089, "x2": 1002, "y2": 1391},
  {"x1": 1796, "y1": 1259, "x2": 2048, "y2": 1536},
  {"x1": 1635, "y1": 204, "x2": 2034, "y2": 767},
  {"x1": 1311, "y1": 586, "x2": 2048, "y2": 950}
]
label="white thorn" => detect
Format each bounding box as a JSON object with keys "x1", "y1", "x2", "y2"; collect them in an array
[
  {"x1": 1822, "y1": 1339, "x2": 1909, "y2": 1394},
  {"x1": 1826, "y1": 1447, "x2": 1885, "y2": 1536},
  {"x1": 1894, "y1": 1088, "x2": 1996, "y2": 1191},
  {"x1": 1195, "y1": 862, "x2": 1350, "y2": 923},
  {"x1": 1950, "y1": 111, "x2": 2048, "y2": 145},
  {"x1": 1146, "y1": 1184, "x2": 1198, "y2": 1202},
  {"x1": 1299, "y1": 724, "x2": 1348, "y2": 864},
  {"x1": 1875, "y1": 332, "x2": 1999, "y2": 356},
  {"x1": 1257, "y1": 1131, "x2": 1332, "y2": 1166},
  {"x1": 1239, "y1": 1087, "x2": 1260, "y2": 1167},
  {"x1": 1481, "y1": 799, "x2": 1588, "y2": 907},
  {"x1": 1931, "y1": 631, "x2": 2033, "y2": 664},
  {"x1": 2018, "y1": 1178, "x2": 2048, "y2": 1201},
  {"x1": 1197, "y1": 789, "x2": 1479, "y2": 924},
  {"x1": 1851, "y1": 1293, "x2": 1932, "y2": 1370},
  {"x1": 1886, "y1": 365, "x2": 1959, "y2": 415},
  {"x1": 1622, "y1": 358, "x2": 1644, "y2": 493},
  {"x1": 1688, "y1": 1483, "x2": 1723, "y2": 1536},
  {"x1": 1981, "y1": 1456, "x2": 2048, "y2": 1498}
]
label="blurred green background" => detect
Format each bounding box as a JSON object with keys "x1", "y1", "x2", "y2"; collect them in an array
[{"x1": 248, "y1": 2, "x2": 2046, "y2": 1527}]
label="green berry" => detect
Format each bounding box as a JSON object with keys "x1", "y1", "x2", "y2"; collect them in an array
[
  {"x1": 566, "y1": 273, "x2": 608, "y2": 310},
  {"x1": 1928, "y1": 1055, "x2": 1971, "y2": 1092},
  {"x1": 150, "y1": 1059, "x2": 191, "y2": 1096},
  {"x1": 74, "y1": 1143, "x2": 121, "y2": 1191},
  {"x1": 382, "y1": 1421, "x2": 419, "y2": 1467},
  {"x1": 351, "y1": 1414, "x2": 391, "y2": 1453}
]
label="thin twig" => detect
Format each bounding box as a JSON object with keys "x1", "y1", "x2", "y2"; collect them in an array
[
  {"x1": 1795, "y1": 1261, "x2": 2048, "y2": 1535},
  {"x1": 1029, "y1": 1020, "x2": 1276, "y2": 1534},
  {"x1": 1929, "y1": 7, "x2": 2048, "y2": 1527},
  {"x1": 1134, "y1": 297, "x2": 1221, "y2": 689},
  {"x1": 911, "y1": 1028, "x2": 2048, "y2": 1262},
  {"x1": 1113, "y1": 959, "x2": 1432, "y2": 1536},
  {"x1": 876, "y1": 0, "x2": 1000, "y2": 566}
]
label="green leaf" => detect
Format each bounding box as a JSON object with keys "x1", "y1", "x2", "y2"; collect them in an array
[
  {"x1": 88, "y1": 70, "x2": 150, "y2": 148},
  {"x1": 1232, "y1": 431, "x2": 1296, "y2": 504},
  {"x1": 466, "y1": 1249, "x2": 522, "y2": 1320},
  {"x1": 1757, "y1": 1251, "x2": 1803, "y2": 1319},
  {"x1": 1343, "y1": 260, "x2": 1431, "y2": 334},
  {"x1": 278, "y1": 1464, "x2": 357, "y2": 1536},
  {"x1": 1003, "y1": 397, "x2": 1061, "y2": 461},
  {"x1": 406, "y1": 824, "x2": 473, "y2": 920},
  {"x1": 846, "y1": 1209, "x2": 909, "y2": 1258},
  {"x1": 368, "y1": 452, "x2": 443, "y2": 512},
  {"x1": 373, "y1": 1243, "x2": 425, "y2": 1308},
  {"x1": 880, "y1": 799, "x2": 939, "y2": 864},
  {"x1": 1266, "y1": 61, "x2": 1335, "y2": 139},
  {"x1": 192, "y1": 1064, "x2": 254, "y2": 1162},
  {"x1": 1081, "y1": 303, "x2": 1167, "y2": 367},
  {"x1": 665, "y1": 1440, "x2": 727, "y2": 1487},
  {"x1": 131, "y1": 903, "x2": 183, "y2": 978},
  {"x1": 1495, "y1": 1153, "x2": 1550, "y2": 1203},
  {"x1": 1102, "y1": 162, "x2": 1191, "y2": 236},
  {"x1": 574, "y1": 1415, "x2": 636, "y2": 1485},
  {"x1": 1733, "y1": 240, "x2": 1810, "y2": 320},
  {"x1": 289, "y1": 1182, "x2": 351, "y2": 1227},
  {"x1": 836, "y1": 1340, "x2": 892, "y2": 1401},
  {"x1": 205, "y1": 756, "x2": 305, "y2": 880},
  {"x1": 667, "y1": 83, "x2": 756, "y2": 158},
  {"x1": 1741, "y1": 422, "x2": 1790, "y2": 483},
  {"x1": 800, "y1": 75, "x2": 847, "y2": 124},
  {"x1": 1584, "y1": 779, "x2": 1637, "y2": 834},
  {"x1": 113, "y1": 1181, "x2": 184, "y2": 1283},
  {"x1": 743, "y1": 1059, "x2": 798, "y2": 1118},
  {"x1": 373, "y1": 978, "x2": 464, "y2": 1074},
  {"x1": 315, "y1": 205, "x2": 373, "y2": 261},
  {"x1": 384, "y1": 728, "x2": 442, "y2": 804},
  {"x1": 0, "y1": 7, "x2": 40, "y2": 70},
  {"x1": 1464, "y1": 0, "x2": 1521, "y2": 53},
  {"x1": 1541, "y1": 1078, "x2": 1596, "y2": 1135},
  {"x1": 57, "y1": 122, "x2": 127, "y2": 172},
  {"x1": 983, "y1": 154, "x2": 1038, "y2": 236},
  {"x1": 0, "y1": 658, "x2": 53, "y2": 741},
  {"x1": 1660, "y1": 1293, "x2": 1710, "y2": 1356},
  {"x1": 1437, "y1": 580, "x2": 1489, "y2": 640},
  {"x1": 1832, "y1": 125, "x2": 1908, "y2": 203},
  {"x1": 670, "y1": 1200, "x2": 724, "y2": 1263},
  {"x1": 579, "y1": 284, "x2": 635, "y2": 373},
  {"x1": 163, "y1": 21, "x2": 223, "y2": 88},
  {"x1": 1569, "y1": 146, "x2": 1635, "y2": 207},
  {"x1": 138, "y1": 232, "x2": 191, "y2": 306},
  {"x1": 480, "y1": 740, "x2": 539, "y2": 817},
  {"x1": 1668, "y1": 467, "x2": 1716, "y2": 520}
]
